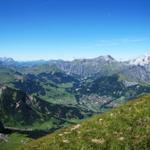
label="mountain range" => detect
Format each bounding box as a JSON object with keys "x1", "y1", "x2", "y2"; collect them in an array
[
  {"x1": 1, "y1": 54, "x2": 150, "y2": 83},
  {"x1": 0, "y1": 54, "x2": 150, "y2": 149}
]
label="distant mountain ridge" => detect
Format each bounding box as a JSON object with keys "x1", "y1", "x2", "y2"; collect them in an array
[
  {"x1": 1, "y1": 54, "x2": 150, "y2": 66},
  {"x1": 1, "y1": 54, "x2": 150, "y2": 83},
  {"x1": 1, "y1": 54, "x2": 150, "y2": 67}
]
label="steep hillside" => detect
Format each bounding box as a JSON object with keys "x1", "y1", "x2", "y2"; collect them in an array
[
  {"x1": 21, "y1": 93, "x2": 150, "y2": 150},
  {"x1": 0, "y1": 86, "x2": 93, "y2": 129}
]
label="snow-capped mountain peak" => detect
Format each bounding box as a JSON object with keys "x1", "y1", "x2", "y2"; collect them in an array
[{"x1": 129, "y1": 54, "x2": 150, "y2": 66}]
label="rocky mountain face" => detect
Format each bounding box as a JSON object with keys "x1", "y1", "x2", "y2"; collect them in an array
[
  {"x1": 122, "y1": 54, "x2": 150, "y2": 83},
  {"x1": 47, "y1": 54, "x2": 150, "y2": 83},
  {"x1": 67, "y1": 55, "x2": 150, "y2": 83},
  {"x1": 120, "y1": 65, "x2": 150, "y2": 83},
  {"x1": 48, "y1": 55, "x2": 120, "y2": 77}
]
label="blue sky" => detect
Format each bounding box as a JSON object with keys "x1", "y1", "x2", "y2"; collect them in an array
[{"x1": 0, "y1": 0, "x2": 150, "y2": 61}]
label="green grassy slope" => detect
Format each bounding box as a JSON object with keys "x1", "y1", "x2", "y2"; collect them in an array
[
  {"x1": 0, "y1": 67, "x2": 22, "y2": 85},
  {"x1": 20, "y1": 93, "x2": 150, "y2": 150},
  {"x1": 0, "y1": 133, "x2": 30, "y2": 150}
]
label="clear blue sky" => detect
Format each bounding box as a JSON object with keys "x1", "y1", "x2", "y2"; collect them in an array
[{"x1": 0, "y1": 0, "x2": 150, "y2": 61}]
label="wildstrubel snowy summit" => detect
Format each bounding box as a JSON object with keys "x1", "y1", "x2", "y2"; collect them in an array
[{"x1": 128, "y1": 54, "x2": 150, "y2": 66}]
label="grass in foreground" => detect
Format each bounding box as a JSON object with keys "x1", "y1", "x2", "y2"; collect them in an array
[
  {"x1": 0, "y1": 133, "x2": 30, "y2": 150},
  {"x1": 20, "y1": 93, "x2": 150, "y2": 150}
]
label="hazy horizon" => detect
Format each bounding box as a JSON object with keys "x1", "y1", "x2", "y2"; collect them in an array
[{"x1": 0, "y1": 52, "x2": 150, "y2": 62}]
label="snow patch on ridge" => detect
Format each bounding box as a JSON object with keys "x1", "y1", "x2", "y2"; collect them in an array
[{"x1": 129, "y1": 53, "x2": 150, "y2": 66}]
